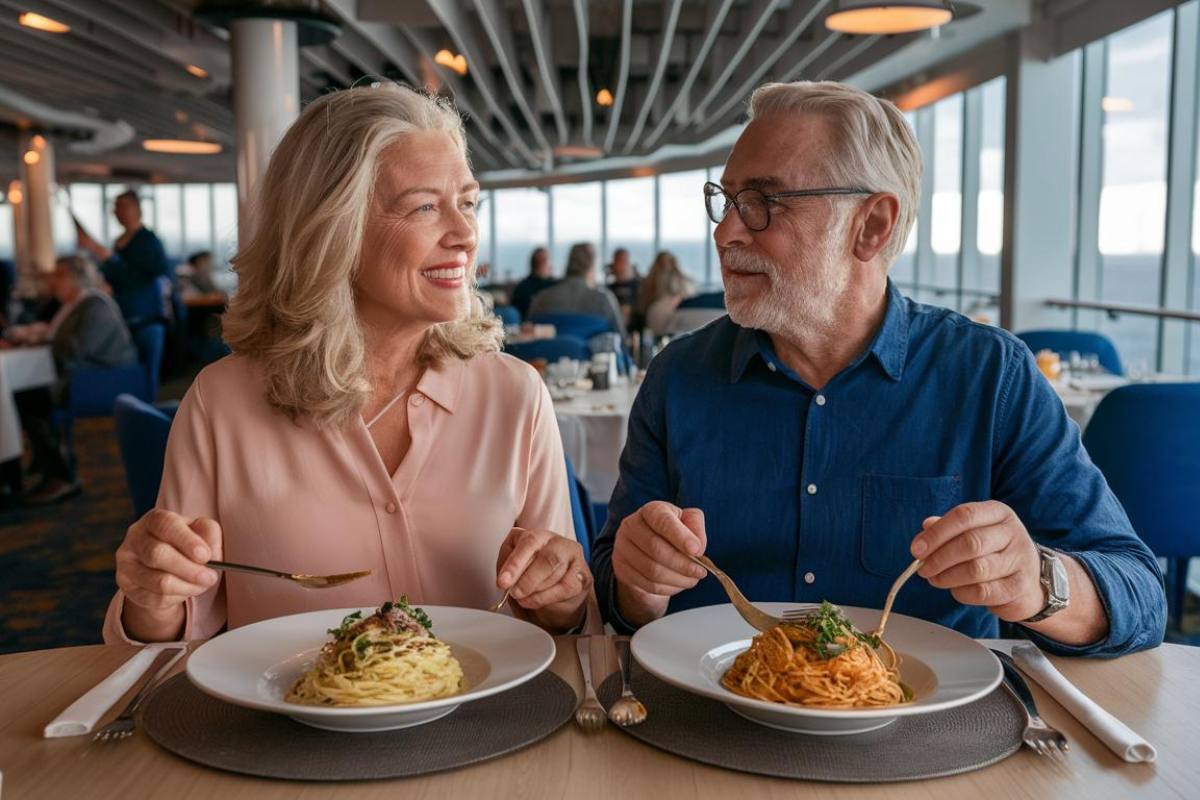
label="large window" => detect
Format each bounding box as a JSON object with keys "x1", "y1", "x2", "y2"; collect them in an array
[
  {"x1": 1095, "y1": 12, "x2": 1173, "y2": 371},
  {"x1": 605, "y1": 177, "x2": 655, "y2": 273},
  {"x1": 0, "y1": 203, "x2": 12, "y2": 261},
  {"x1": 182, "y1": 184, "x2": 212, "y2": 257},
  {"x1": 213, "y1": 183, "x2": 238, "y2": 269},
  {"x1": 657, "y1": 169, "x2": 709, "y2": 283},
  {"x1": 929, "y1": 93, "x2": 964, "y2": 305},
  {"x1": 550, "y1": 182, "x2": 601, "y2": 275},
  {"x1": 493, "y1": 187, "x2": 548, "y2": 283},
  {"x1": 475, "y1": 188, "x2": 493, "y2": 279},
  {"x1": 968, "y1": 77, "x2": 1006, "y2": 324},
  {"x1": 153, "y1": 185, "x2": 183, "y2": 260}
]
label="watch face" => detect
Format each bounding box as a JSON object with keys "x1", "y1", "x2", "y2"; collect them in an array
[{"x1": 1044, "y1": 551, "x2": 1070, "y2": 600}]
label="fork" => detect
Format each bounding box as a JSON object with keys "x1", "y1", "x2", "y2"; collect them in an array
[
  {"x1": 689, "y1": 554, "x2": 813, "y2": 632},
  {"x1": 781, "y1": 558, "x2": 923, "y2": 638},
  {"x1": 574, "y1": 637, "x2": 606, "y2": 732},
  {"x1": 92, "y1": 646, "x2": 186, "y2": 742},
  {"x1": 992, "y1": 649, "x2": 1069, "y2": 760},
  {"x1": 206, "y1": 559, "x2": 371, "y2": 589}
]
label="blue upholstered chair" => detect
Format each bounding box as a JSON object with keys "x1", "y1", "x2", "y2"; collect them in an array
[
  {"x1": 495, "y1": 305, "x2": 521, "y2": 326},
  {"x1": 529, "y1": 312, "x2": 613, "y2": 340},
  {"x1": 113, "y1": 395, "x2": 179, "y2": 519},
  {"x1": 565, "y1": 455, "x2": 594, "y2": 561},
  {"x1": 1082, "y1": 383, "x2": 1200, "y2": 630},
  {"x1": 1016, "y1": 329, "x2": 1123, "y2": 376},
  {"x1": 505, "y1": 335, "x2": 591, "y2": 364}
]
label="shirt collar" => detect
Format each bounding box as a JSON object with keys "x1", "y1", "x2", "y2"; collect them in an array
[
  {"x1": 414, "y1": 357, "x2": 466, "y2": 413},
  {"x1": 728, "y1": 280, "x2": 909, "y2": 384}
]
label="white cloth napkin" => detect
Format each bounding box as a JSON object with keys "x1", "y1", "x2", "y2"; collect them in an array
[
  {"x1": 1011, "y1": 642, "x2": 1157, "y2": 763},
  {"x1": 44, "y1": 643, "x2": 187, "y2": 738}
]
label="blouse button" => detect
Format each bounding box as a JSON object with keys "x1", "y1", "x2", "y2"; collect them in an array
[
  {"x1": 410, "y1": 394, "x2": 425, "y2": 406},
  {"x1": 385, "y1": 501, "x2": 397, "y2": 514}
]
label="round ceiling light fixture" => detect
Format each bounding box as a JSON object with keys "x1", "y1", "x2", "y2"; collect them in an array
[
  {"x1": 143, "y1": 139, "x2": 223, "y2": 155},
  {"x1": 825, "y1": 1, "x2": 954, "y2": 35}
]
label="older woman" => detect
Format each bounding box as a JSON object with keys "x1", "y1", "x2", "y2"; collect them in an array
[
  {"x1": 104, "y1": 84, "x2": 591, "y2": 644},
  {"x1": 635, "y1": 251, "x2": 694, "y2": 337}
]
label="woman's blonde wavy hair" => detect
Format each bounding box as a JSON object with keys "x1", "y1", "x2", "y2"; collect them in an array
[{"x1": 223, "y1": 82, "x2": 502, "y2": 428}]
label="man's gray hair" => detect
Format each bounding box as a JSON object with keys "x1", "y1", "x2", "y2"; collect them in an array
[
  {"x1": 748, "y1": 80, "x2": 921, "y2": 265},
  {"x1": 565, "y1": 242, "x2": 595, "y2": 279},
  {"x1": 58, "y1": 253, "x2": 99, "y2": 289}
]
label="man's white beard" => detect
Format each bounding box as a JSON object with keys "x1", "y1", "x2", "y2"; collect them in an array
[{"x1": 721, "y1": 245, "x2": 847, "y2": 336}]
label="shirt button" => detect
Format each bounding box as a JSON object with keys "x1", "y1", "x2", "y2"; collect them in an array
[
  {"x1": 815, "y1": 394, "x2": 826, "y2": 406},
  {"x1": 807, "y1": 484, "x2": 817, "y2": 495},
  {"x1": 767, "y1": 362, "x2": 777, "y2": 372},
  {"x1": 410, "y1": 394, "x2": 424, "y2": 406},
  {"x1": 804, "y1": 572, "x2": 815, "y2": 585},
  {"x1": 385, "y1": 501, "x2": 397, "y2": 514}
]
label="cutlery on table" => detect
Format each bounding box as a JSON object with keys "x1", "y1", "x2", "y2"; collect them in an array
[
  {"x1": 206, "y1": 559, "x2": 371, "y2": 589},
  {"x1": 574, "y1": 637, "x2": 606, "y2": 732},
  {"x1": 92, "y1": 647, "x2": 187, "y2": 742},
  {"x1": 991, "y1": 649, "x2": 1069, "y2": 760},
  {"x1": 607, "y1": 638, "x2": 647, "y2": 727}
]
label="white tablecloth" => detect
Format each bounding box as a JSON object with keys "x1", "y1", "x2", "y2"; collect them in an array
[
  {"x1": 554, "y1": 383, "x2": 639, "y2": 503},
  {"x1": 0, "y1": 346, "x2": 57, "y2": 462},
  {"x1": 1052, "y1": 373, "x2": 1199, "y2": 431}
]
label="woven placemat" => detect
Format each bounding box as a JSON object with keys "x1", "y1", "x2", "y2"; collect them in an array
[
  {"x1": 141, "y1": 671, "x2": 576, "y2": 781},
  {"x1": 597, "y1": 664, "x2": 1023, "y2": 782}
]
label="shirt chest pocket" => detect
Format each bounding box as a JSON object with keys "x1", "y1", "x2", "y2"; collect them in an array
[{"x1": 860, "y1": 474, "x2": 962, "y2": 579}]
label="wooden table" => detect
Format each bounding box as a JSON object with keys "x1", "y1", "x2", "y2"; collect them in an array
[{"x1": 1, "y1": 639, "x2": 1196, "y2": 799}]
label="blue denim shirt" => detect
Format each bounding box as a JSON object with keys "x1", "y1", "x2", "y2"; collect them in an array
[{"x1": 591, "y1": 282, "x2": 1166, "y2": 657}]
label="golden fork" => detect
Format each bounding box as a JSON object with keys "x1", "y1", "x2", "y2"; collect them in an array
[
  {"x1": 489, "y1": 589, "x2": 511, "y2": 613},
  {"x1": 206, "y1": 560, "x2": 371, "y2": 589},
  {"x1": 689, "y1": 554, "x2": 816, "y2": 632}
]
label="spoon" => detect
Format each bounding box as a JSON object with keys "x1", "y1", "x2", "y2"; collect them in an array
[
  {"x1": 206, "y1": 559, "x2": 371, "y2": 589},
  {"x1": 607, "y1": 638, "x2": 647, "y2": 727}
]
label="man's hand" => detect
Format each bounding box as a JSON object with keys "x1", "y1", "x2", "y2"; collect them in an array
[
  {"x1": 611, "y1": 501, "x2": 707, "y2": 627},
  {"x1": 911, "y1": 501, "x2": 1045, "y2": 622}
]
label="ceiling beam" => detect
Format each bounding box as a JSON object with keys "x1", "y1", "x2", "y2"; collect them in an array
[
  {"x1": 570, "y1": 0, "x2": 593, "y2": 146},
  {"x1": 641, "y1": 0, "x2": 737, "y2": 151},
  {"x1": 520, "y1": 0, "x2": 568, "y2": 144},
  {"x1": 622, "y1": 0, "x2": 685, "y2": 154},
  {"x1": 689, "y1": 0, "x2": 784, "y2": 125},
  {"x1": 602, "y1": 0, "x2": 634, "y2": 154},
  {"x1": 469, "y1": 0, "x2": 553, "y2": 156}
]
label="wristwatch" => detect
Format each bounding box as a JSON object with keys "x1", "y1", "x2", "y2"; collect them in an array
[{"x1": 1022, "y1": 546, "x2": 1070, "y2": 623}]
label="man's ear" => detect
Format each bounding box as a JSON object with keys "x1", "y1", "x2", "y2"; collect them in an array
[{"x1": 852, "y1": 193, "x2": 900, "y2": 263}]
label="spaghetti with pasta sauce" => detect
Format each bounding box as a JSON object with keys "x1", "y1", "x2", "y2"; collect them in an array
[
  {"x1": 286, "y1": 598, "x2": 464, "y2": 707},
  {"x1": 721, "y1": 602, "x2": 908, "y2": 708}
]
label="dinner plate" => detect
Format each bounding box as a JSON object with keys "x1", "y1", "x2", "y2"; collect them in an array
[
  {"x1": 631, "y1": 603, "x2": 1002, "y2": 736},
  {"x1": 187, "y1": 606, "x2": 556, "y2": 732}
]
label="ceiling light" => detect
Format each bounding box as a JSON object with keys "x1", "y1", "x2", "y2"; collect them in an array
[
  {"x1": 142, "y1": 139, "x2": 222, "y2": 155},
  {"x1": 434, "y1": 49, "x2": 467, "y2": 76},
  {"x1": 7, "y1": 183, "x2": 22, "y2": 204},
  {"x1": 23, "y1": 150, "x2": 39, "y2": 165},
  {"x1": 596, "y1": 88, "x2": 614, "y2": 107},
  {"x1": 825, "y1": 1, "x2": 953, "y2": 35},
  {"x1": 186, "y1": 64, "x2": 209, "y2": 79},
  {"x1": 1101, "y1": 96, "x2": 1134, "y2": 113},
  {"x1": 19, "y1": 12, "x2": 69, "y2": 33}
]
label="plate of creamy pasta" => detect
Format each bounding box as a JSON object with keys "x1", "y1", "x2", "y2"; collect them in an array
[
  {"x1": 186, "y1": 600, "x2": 556, "y2": 732},
  {"x1": 631, "y1": 602, "x2": 1001, "y2": 735}
]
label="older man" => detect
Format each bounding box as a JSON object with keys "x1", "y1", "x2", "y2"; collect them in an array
[
  {"x1": 590, "y1": 81, "x2": 1165, "y2": 657},
  {"x1": 528, "y1": 242, "x2": 626, "y2": 335}
]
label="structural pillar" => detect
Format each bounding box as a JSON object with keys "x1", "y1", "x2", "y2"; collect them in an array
[
  {"x1": 7, "y1": 180, "x2": 31, "y2": 298},
  {"x1": 18, "y1": 133, "x2": 55, "y2": 276}
]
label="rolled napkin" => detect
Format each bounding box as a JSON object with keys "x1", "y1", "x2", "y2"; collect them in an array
[
  {"x1": 44, "y1": 643, "x2": 187, "y2": 738},
  {"x1": 1011, "y1": 642, "x2": 1156, "y2": 763}
]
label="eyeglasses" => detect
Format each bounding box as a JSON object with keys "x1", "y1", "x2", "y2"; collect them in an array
[{"x1": 703, "y1": 181, "x2": 874, "y2": 232}]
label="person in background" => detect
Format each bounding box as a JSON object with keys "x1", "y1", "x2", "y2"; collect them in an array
[
  {"x1": 77, "y1": 189, "x2": 172, "y2": 325},
  {"x1": 607, "y1": 248, "x2": 641, "y2": 317},
  {"x1": 635, "y1": 251, "x2": 694, "y2": 337},
  {"x1": 4, "y1": 254, "x2": 136, "y2": 505},
  {"x1": 182, "y1": 251, "x2": 222, "y2": 296},
  {"x1": 528, "y1": 242, "x2": 625, "y2": 335},
  {"x1": 509, "y1": 247, "x2": 556, "y2": 319}
]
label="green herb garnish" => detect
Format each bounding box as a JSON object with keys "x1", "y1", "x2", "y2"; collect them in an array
[
  {"x1": 395, "y1": 596, "x2": 433, "y2": 632},
  {"x1": 791, "y1": 601, "x2": 880, "y2": 660},
  {"x1": 327, "y1": 610, "x2": 362, "y2": 638}
]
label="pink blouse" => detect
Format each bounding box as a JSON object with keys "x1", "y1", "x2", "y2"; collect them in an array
[{"x1": 103, "y1": 351, "x2": 572, "y2": 643}]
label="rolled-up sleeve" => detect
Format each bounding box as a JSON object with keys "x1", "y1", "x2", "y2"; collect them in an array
[
  {"x1": 992, "y1": 345, "x2": 1166, "y2": 657},
  {"x1": 102, "y1": 378, "x2": 227, "y2": 644}
]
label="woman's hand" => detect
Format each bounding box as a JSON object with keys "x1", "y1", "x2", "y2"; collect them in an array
[
  {"x1": 115, "y1": 509, "x2": 223, "y2": 642},
  {"x1": 496, "y1": 527, "x2": 592, "y2": 632}
]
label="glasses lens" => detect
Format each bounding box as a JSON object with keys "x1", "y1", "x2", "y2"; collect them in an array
[
  {"x1": 703, "y1": 183, "x2": 727, "y2": 225},
  {"x1": 737, "y1": 190, "x2": 769, "y2": 231}
]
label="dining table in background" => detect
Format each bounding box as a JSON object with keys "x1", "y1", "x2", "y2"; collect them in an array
[
  {"x1": 0, "y1": 345, "x2": 56, "y2": 463},
  {"x1": 0, "y1": 637, "x2": 1196, "y2": 799},
  {"x1": 1051, "y1": 372, "x2": 1200, "y2": 431},
  {"x1": 554, "y1": 382, "x2": 639, "y2": 503}
]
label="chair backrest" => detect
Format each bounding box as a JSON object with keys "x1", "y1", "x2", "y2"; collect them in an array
[
  {"x1": 133, "y1": 323, "x2": 166, "y2": 402},
  {"x1": 113, "y1": 394, "x2": 178, "y2": 519},
  {"x1": 505, "y1": 335, "x2": 591, "y2": 364},
  {"x1": 529, "y1": 312, "x2": 613, "y2": 340},
  {"x1": 564, "y1": 455, "x2": 593, "y2": 560},
  {"x1": 1016, "y1": 329, "x2": 1123, "y2": 375},
  {"x1": 678, "y1": 291, "x2": 726, "y2": 310},
  {"x1": 1082, "y1": 383, "x2": 1200, "y2": 557},
  {"x1": 495, "y1": 305, "x2": 521, "y2": 326}
]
